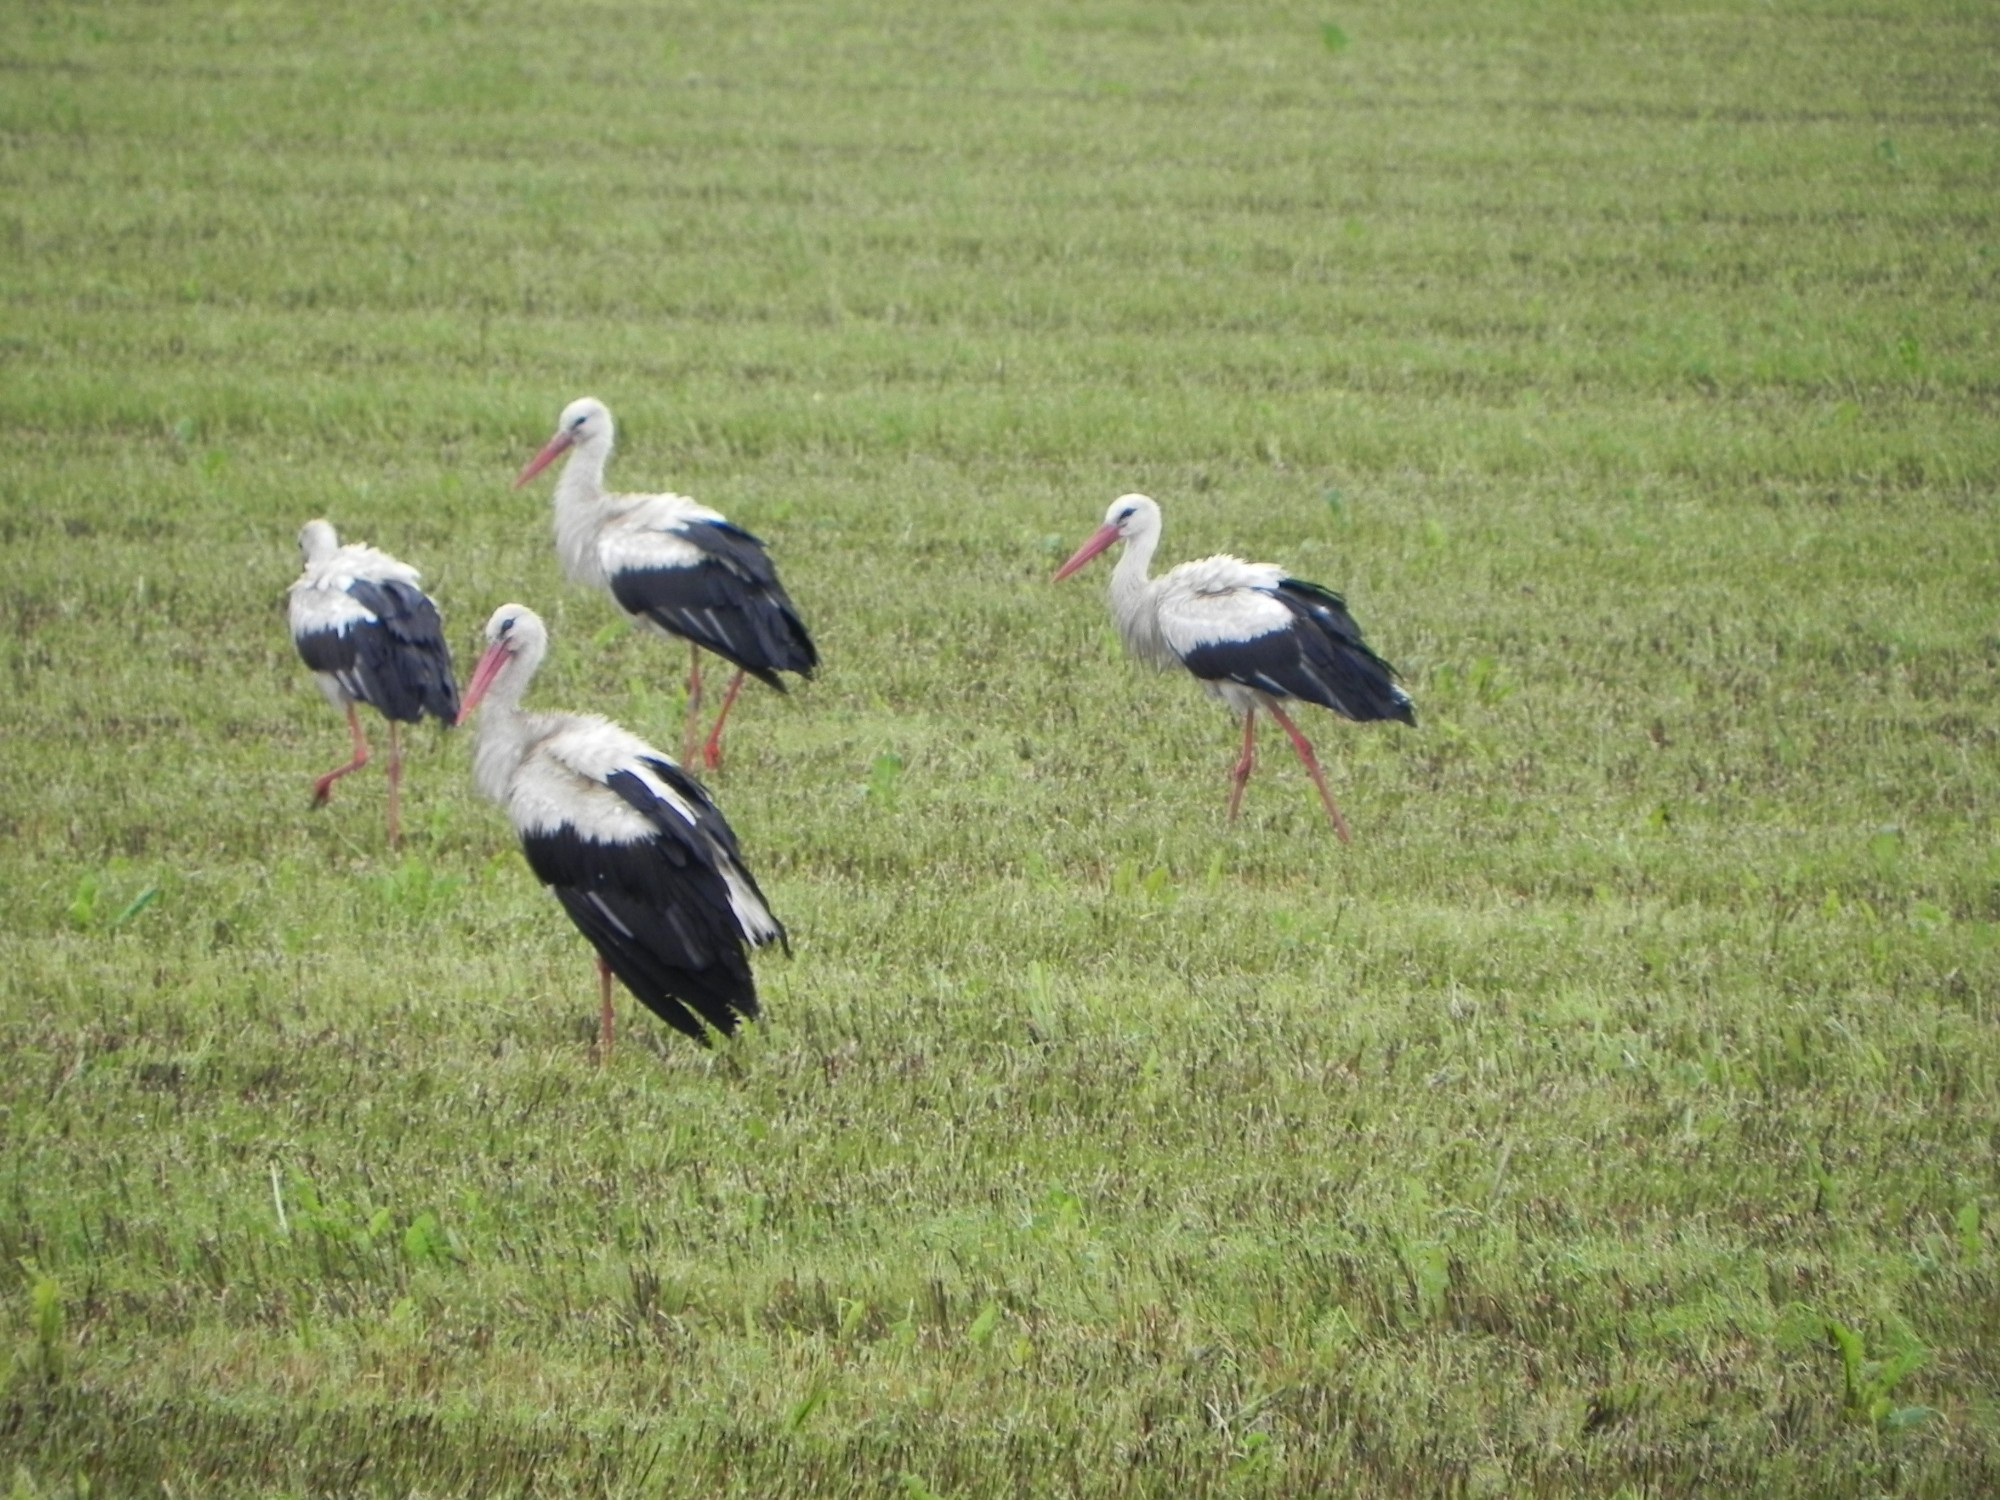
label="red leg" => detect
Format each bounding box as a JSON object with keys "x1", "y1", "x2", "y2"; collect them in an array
[
  {"x1": 596, "y1": 956, "x2": 616, "y2": 1063},
  {"x1": 701, "y1": 670, "x2": 747, "y2": 771},
  {"x1": 1226, "y1": 706, "x2": 1257, "y2": 821},
  {"x1": 311, "y1": 702, "x2": 370, "y2": 808},
  {"x1": 1264, "y1": 701, "x2": 1353, "y2": 844},
  {"x1": 681, "y1": 644, "x2": 704, "y2": 766},
  {"x1": 385, "y1": 720, "x2": 404, "y2": 849}
]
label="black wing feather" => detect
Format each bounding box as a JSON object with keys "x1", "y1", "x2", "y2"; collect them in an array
[
  {"x1": 608, "y1": 521, "x2": 817, "y2": 686},
  {"x1": 294, "y1": 625, "x2": 366, "y2": 703},
  {"x1": 522, "y1": 825, "x2": 762, "y2": 1045},
  {"x1": 608, "y1": 760, "x2": 789, "y2": 956},
  {"x1": 1180, "y1": 578, "x2": 1415, "y2": 725},
  {"x1": 338, "y1": 579, "x2": 460, "y2": 724}
]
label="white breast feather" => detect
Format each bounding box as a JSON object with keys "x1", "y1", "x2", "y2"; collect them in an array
[
  {"x1": 619, "y1": 491, "x2": 726, "y2": 529},
  {"x1": 506, "y1": 751, "x2": 653, "y2": 846},
  {"x1": 289, "y1": 582, "x2": 375, "y2": 639},
  {"x1": 289, "y1": 545, "x2": 423, "y2": 637},
  {"x1": 504, "y1": 717, "x2": 682, "y2": 843},
  {"x1": 594, "y1": 494, "x2": 727, "y2": 575},
  {"x1": 497, "y1": 709, "x2": 779, "y2": 945},
  {"x1": 1155, "y1": 556, "x2": 1291, "y2": 655},
  {"x1": 598, "y1": 524, "x2": 707, "y2": 580}
]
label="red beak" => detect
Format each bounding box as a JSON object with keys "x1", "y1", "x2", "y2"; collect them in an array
[
  {"x1": 456, "y1": 640, "x2": 512, "y2": 725},
  {"x1": 514, "y1": 429, "x2": 573, "y2": 488},
  {"x1": 1053, "y1": 523, "x2": 1122, "y2": 581}
]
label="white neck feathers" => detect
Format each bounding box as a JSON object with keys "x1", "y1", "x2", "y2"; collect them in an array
[
  {"x1": 1108, "y1": 513, "x2": 1174, "y2": 670},
  {"x1": 551, "y1": 435, "x2": 614, "y2": 585}
]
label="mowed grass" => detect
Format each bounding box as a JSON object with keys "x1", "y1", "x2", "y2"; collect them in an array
[{"x1": 3, "y1": 0, "x2": 1999, "y2": 1494}]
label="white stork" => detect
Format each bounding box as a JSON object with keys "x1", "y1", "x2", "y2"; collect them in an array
[
  {"x1": 288, "y1": 519, "x2": 459, "y2": 846},
  {"x1": 457, "y1": 603, "x2": 786, "y2": 1057},
  {"x1": 513, "y1": 397, "x2": 818, "y2": 770},
  {"x1": 1053, "y1": 494, "x2": 1414, "y2": 841}
]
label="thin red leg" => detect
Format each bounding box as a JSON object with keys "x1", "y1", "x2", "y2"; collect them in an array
[
  {"x1": 701, "y1": 670, "x2": 747, "y2": 771},
  {"x1": 384, "y1": 721, "x2": 404, "y2": 849},
  {"x1": 681, "y1": 644, "x2": 704, "y2": 766},
  {"x1": 1264, "y1": 701, "x2": 1353, "y2": 844},
  {"x1": 311, "y1": 703, "x2": 370, "y2": 808},
  {"x1": 596, "y1": 956, "x2": 616, "y2": 1063},
  {"x1": 1226, "y1": 707, "x2": 1257, "y2": 821}
]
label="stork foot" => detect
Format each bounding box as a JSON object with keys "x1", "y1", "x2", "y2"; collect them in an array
[{"x1": 311, "y1": 706, "x2": 370, "y2": 811}]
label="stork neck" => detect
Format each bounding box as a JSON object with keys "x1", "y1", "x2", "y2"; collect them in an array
[
  {"x1": 555, "y1": 435, "x2": 611, "y2": 508},
  {"x1": 551, "y1": 437, "x2": 614, "y2": 586},
  {"x1": 299, "y1": 520, "x2": 340, "y2": 566},
  {"x1": 1108, "y1": 525, "x2": 1171, "y2": 668},
  {"x1": 469, "y1": 632, "x2": 551, "y2": 806},
  {"x1": 1112, "y1": 520, "x2": 1160, "y2": 589},
  {"x1": 1109, "y1": 521, "x2": 1161, "y2": 622},
  {"x1": 470, "y1": 688, "x2": 534, "y2": 807}
]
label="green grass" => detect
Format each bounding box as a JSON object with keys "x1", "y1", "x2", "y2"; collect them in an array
[{"x1": 4, "y1": 0, "x2": 1999, "y2": 1494}]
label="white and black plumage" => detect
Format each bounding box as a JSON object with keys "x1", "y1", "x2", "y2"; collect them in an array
[
  {"x1": 1053, "y1": 494, "x2": 1414, "y2": 841},
  {"x1": 513, "y1": 397, "x2": 817, "y2": 771},
  {"x1": 457, "y1": 604, "x2": 786, "y2": 1056},
  {"x1": 288, "y1": 519, "x2": 459, "y2": 846}
]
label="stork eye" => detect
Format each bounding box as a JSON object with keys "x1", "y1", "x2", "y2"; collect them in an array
[{"x1": 1116, "y1": 507, "x2": 1135, "y2": 523}]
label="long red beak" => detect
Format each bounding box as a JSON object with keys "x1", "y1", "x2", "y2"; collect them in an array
[
  {"x1": 1053, "y1": 523, "x2": 1121, "y2": 581},
  {"x1": 514, "y1": 430, "x2": 573, "y2": 488},
  {"x1": 456, "y1": 640, "x2": 512, "y2": 725}
]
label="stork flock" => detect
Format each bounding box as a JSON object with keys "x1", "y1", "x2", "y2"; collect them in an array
[{"x1": 289, "y1": 396, "x2": 1415, "y2": 1056}]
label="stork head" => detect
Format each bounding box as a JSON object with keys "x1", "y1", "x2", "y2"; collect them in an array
[
  {"x1": 515, "y1": 396, "x2": 614, "y2": 488},
  {"x1": 297, "y1": 518, "x2": 341, "y2": 565},
  {"x1": 1053, "y1": 494, "x2": 1159, "y2": 580},
  {"x1": 457, "y1": 603, "x2": 550, "y2": 723}
]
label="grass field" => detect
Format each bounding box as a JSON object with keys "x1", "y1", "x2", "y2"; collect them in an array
[{"x1": 4, "y1": 1, "x2": 1999, "y2": 1494}]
